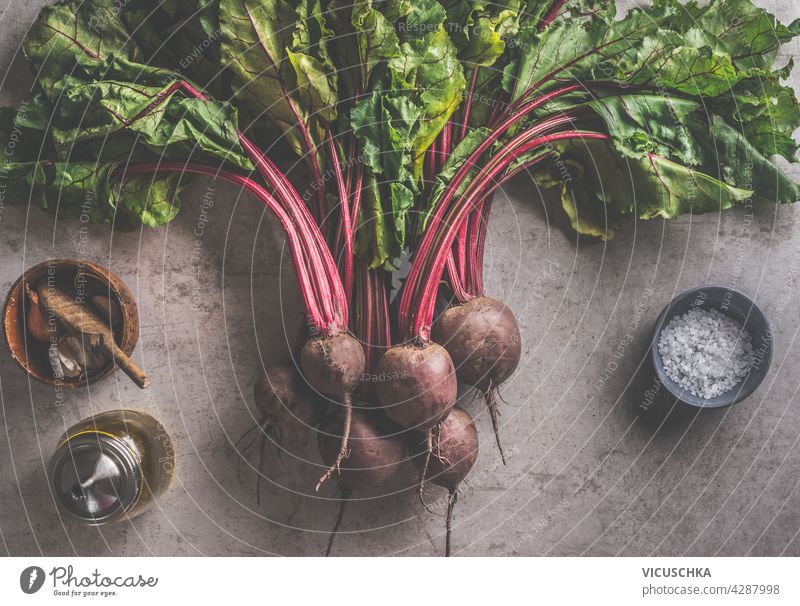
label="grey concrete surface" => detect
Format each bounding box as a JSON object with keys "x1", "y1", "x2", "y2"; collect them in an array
[{"x1": 1, "y1": 0, "x2": 800, "y2": 557}]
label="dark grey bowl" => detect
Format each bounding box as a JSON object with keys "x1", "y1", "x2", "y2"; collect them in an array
[{"x1": 650, "y1": 286, "x2": 772, "y2": 408}]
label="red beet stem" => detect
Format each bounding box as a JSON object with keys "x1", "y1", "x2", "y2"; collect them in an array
[
  {"x1": 426, "y1": 138, "x2": 438, "y2": 194},
  {"x1": 459, "y1": 67, "x2": 480, "y2": 142},
  {"x1": 103, "y1": 79, "x2": 347, "y2": 333},
  {"x1": 439, "y1": 120, "x2": 452, "y2": 172},
  {"x1": 406, "y1": 130, "x2": 608, "y2": 337},
  {"x1": 540, "y1": 0, "x2": 569, "y2": 30},
  {"x1": 350, "y1": 160, "x2": 364, "y2": 238},
  {"x1": 445, "y1": 251, "x2": 471, "y2": 304},
  {"x1": 412, "y1": 83, "x2": 582, "y2": 256},
  {"x1": 239, "y1": 134, "x2": 348, "y2": 330},
  {"x1": 326, "y1": 136, "x2": 354, "y2": 302},
  {"x1": 399, "y1": 95, "x2": 587, "y2": 337},
  {"x1": 353, "y1": 261, "x2": 390, "y2": 381},
  {"x1": 122, "y1": 162, "x2": 328, "y2": 333}
]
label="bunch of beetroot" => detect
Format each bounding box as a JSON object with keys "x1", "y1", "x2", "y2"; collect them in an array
[{"x1": 4, "y1": 0, "x2": 799, "y2": 555}]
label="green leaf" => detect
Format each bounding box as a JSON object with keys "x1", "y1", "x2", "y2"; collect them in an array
[
  {"x1": 0, "y1": 159, "x2": 186, "y2": 228},
  {"x1": 586, "y1": 94, "x2": 800, "y2": 205},
  {"x1": 388, "y1": 0, "x2": 466, "y2": 175},
  {"x1": 22, "y1": 0, "x2": 141, "y2": 99},
  {"x1": 351, "y1": 90, "x2": 422, "y2": 267},
  {"x1": 715, "y1": 75, "x2": 800, "y2": 162},
  {"x1": 657, "y1": 0, "x2": 800, "y2": 70},
  {"x1": 442, "y1": 0, "x2": 524, "y2": 67},
  {"x1": 533, "y1": 138, "x2": 755, "y2": 239},
  {"x1": 586, "y1": 95, "x2": 704, "y2": 166},
  {"x1": 220, "y1": 0, "x2": 336, "y2": 154},
  {"x1": 123, "y1": 0, "x2": 224, "y2": 94},
  {"x1": 423, "y1": 126, "x2": 491, "y2": 229},
  {"x1": 43, "y1": 61, "x2": 252, "y2": 170},
  {"x1": 353, "y1": 172, "x2": 392, "y2": 269},
  {"x1": 505, "y1": 1, "x2": 788, "y2": 103},
  {"x1": 352, "y1": 0, "x2": 404, "y2": 82}
]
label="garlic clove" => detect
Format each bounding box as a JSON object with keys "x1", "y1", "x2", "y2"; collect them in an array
[
  {"x1": 48, "y1": 344, "x2": 65, "y2": 379},
  {"x1": 57, "y1": 335, "x2": 108, "y2": 377}
]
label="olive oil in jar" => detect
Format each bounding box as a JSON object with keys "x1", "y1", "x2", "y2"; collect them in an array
[{"x1": 49, "y1": 410, "x2": 174, "y2": 525}]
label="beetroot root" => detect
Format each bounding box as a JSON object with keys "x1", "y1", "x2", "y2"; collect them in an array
[
  {"x1": 375, "y1": 341, "x2": 457, "y2": 432},
  {"x1": 301, "y1": 332, "x2": 366, "y2": 489},
  {"x1": 317, "y1": 408, "x2": 404, "y2": 489},
  {"x1": 409, "y1": 406, "x2": 479, "y2": 556},
  {"x1": 432, "y1": 296, "x2": 520, "y2": 462},
  {"x1": 300, "y1": 332, "x2": 365, "y2": 398},
  {"x1": 240, "y1": 365, "x2": 326, "y2": 505},
  {"x1": 318, "y1": 408, "x2": 405, "y2": 556},
  {"x1": 254, "y1": 364, "x2": 327, "y2": 433},
  {"x1": 409, "y1": 407, "x2": 479, "y2": 492}
]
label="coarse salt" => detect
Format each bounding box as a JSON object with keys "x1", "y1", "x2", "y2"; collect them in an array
[{"x1": 658, "y1": 307, "x2": 754, "y2": 399}]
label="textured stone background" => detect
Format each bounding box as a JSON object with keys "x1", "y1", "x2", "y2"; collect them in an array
[{"x1": 1, "y1": 1, "x2": 799, "y2": 556}]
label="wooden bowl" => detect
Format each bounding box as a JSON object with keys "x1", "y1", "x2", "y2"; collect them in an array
[{"x1": 3, "y1": 259, "x2": 139, "y2": 388}]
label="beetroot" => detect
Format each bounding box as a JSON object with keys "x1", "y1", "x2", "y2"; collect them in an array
[
  {"x1": 301, "y1": 332, "x2": 366, "y2": 489},
  {"x1": 254, "y1": 365, "x2": 327, "y2": 429},
  {"x1": 301, "y1": 333, "x2": 365, "y2": 398},
  {"x1": 409, "y1": 407, "x2": 478, "y2": 556},
  {"x1": 239, "y1": 365, "x2": 326, "y2": 505},
  {"x1": 432, "y1": 296, "x2": 521, "y2": 462},
  {"x1": 318, "y1": 408, "x2": 404, "y2": 488},
  {"x1": 374, "y1": 341, "x2": 457, "y2": 432},
  {"x1": 317, "y1": 408, "x2": 404, "y2": 555}
]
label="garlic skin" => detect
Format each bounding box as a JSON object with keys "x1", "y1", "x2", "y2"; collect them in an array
[
  {"x1": 48, "y1": 344, "x2": 67, "y2": 379},
  {"x1": 55, "y1": 335, "x2": 108, "y2": 378}
]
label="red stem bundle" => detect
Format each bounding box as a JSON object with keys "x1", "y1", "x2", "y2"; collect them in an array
[
  {"x1": 121, "y1": 162, "x2": 334, "y2": 333},
  {"x1": 401, "y1": 129, "x2": 607, "y2": 339},
  {"x1": 326, "y1": 136, "x2": 354, "y2": 301}
]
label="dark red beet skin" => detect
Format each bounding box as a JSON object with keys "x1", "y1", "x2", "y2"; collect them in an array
[
  {"x1": 374, "y1": 341, "x2": 457, "y2": 431},
  {"x1": 432, "y1": 296, "x2": 521, "y2": 391},
  {"x1": 300, "y1": 332, "x2": 365, "y2": 397},
  {"x1": 409, "y1": 407, "x2": 479, "y2": 491},
  {"x1": 317, "y1": 409, "x2": 404, "y2": 488},
  {"x1": 254, "y1": 365, "x2": 326, "y2": 432}
]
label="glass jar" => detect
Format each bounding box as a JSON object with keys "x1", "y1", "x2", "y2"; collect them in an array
[{"x1": 49, "y1": 410, "x2": 174, "y2": 525}]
